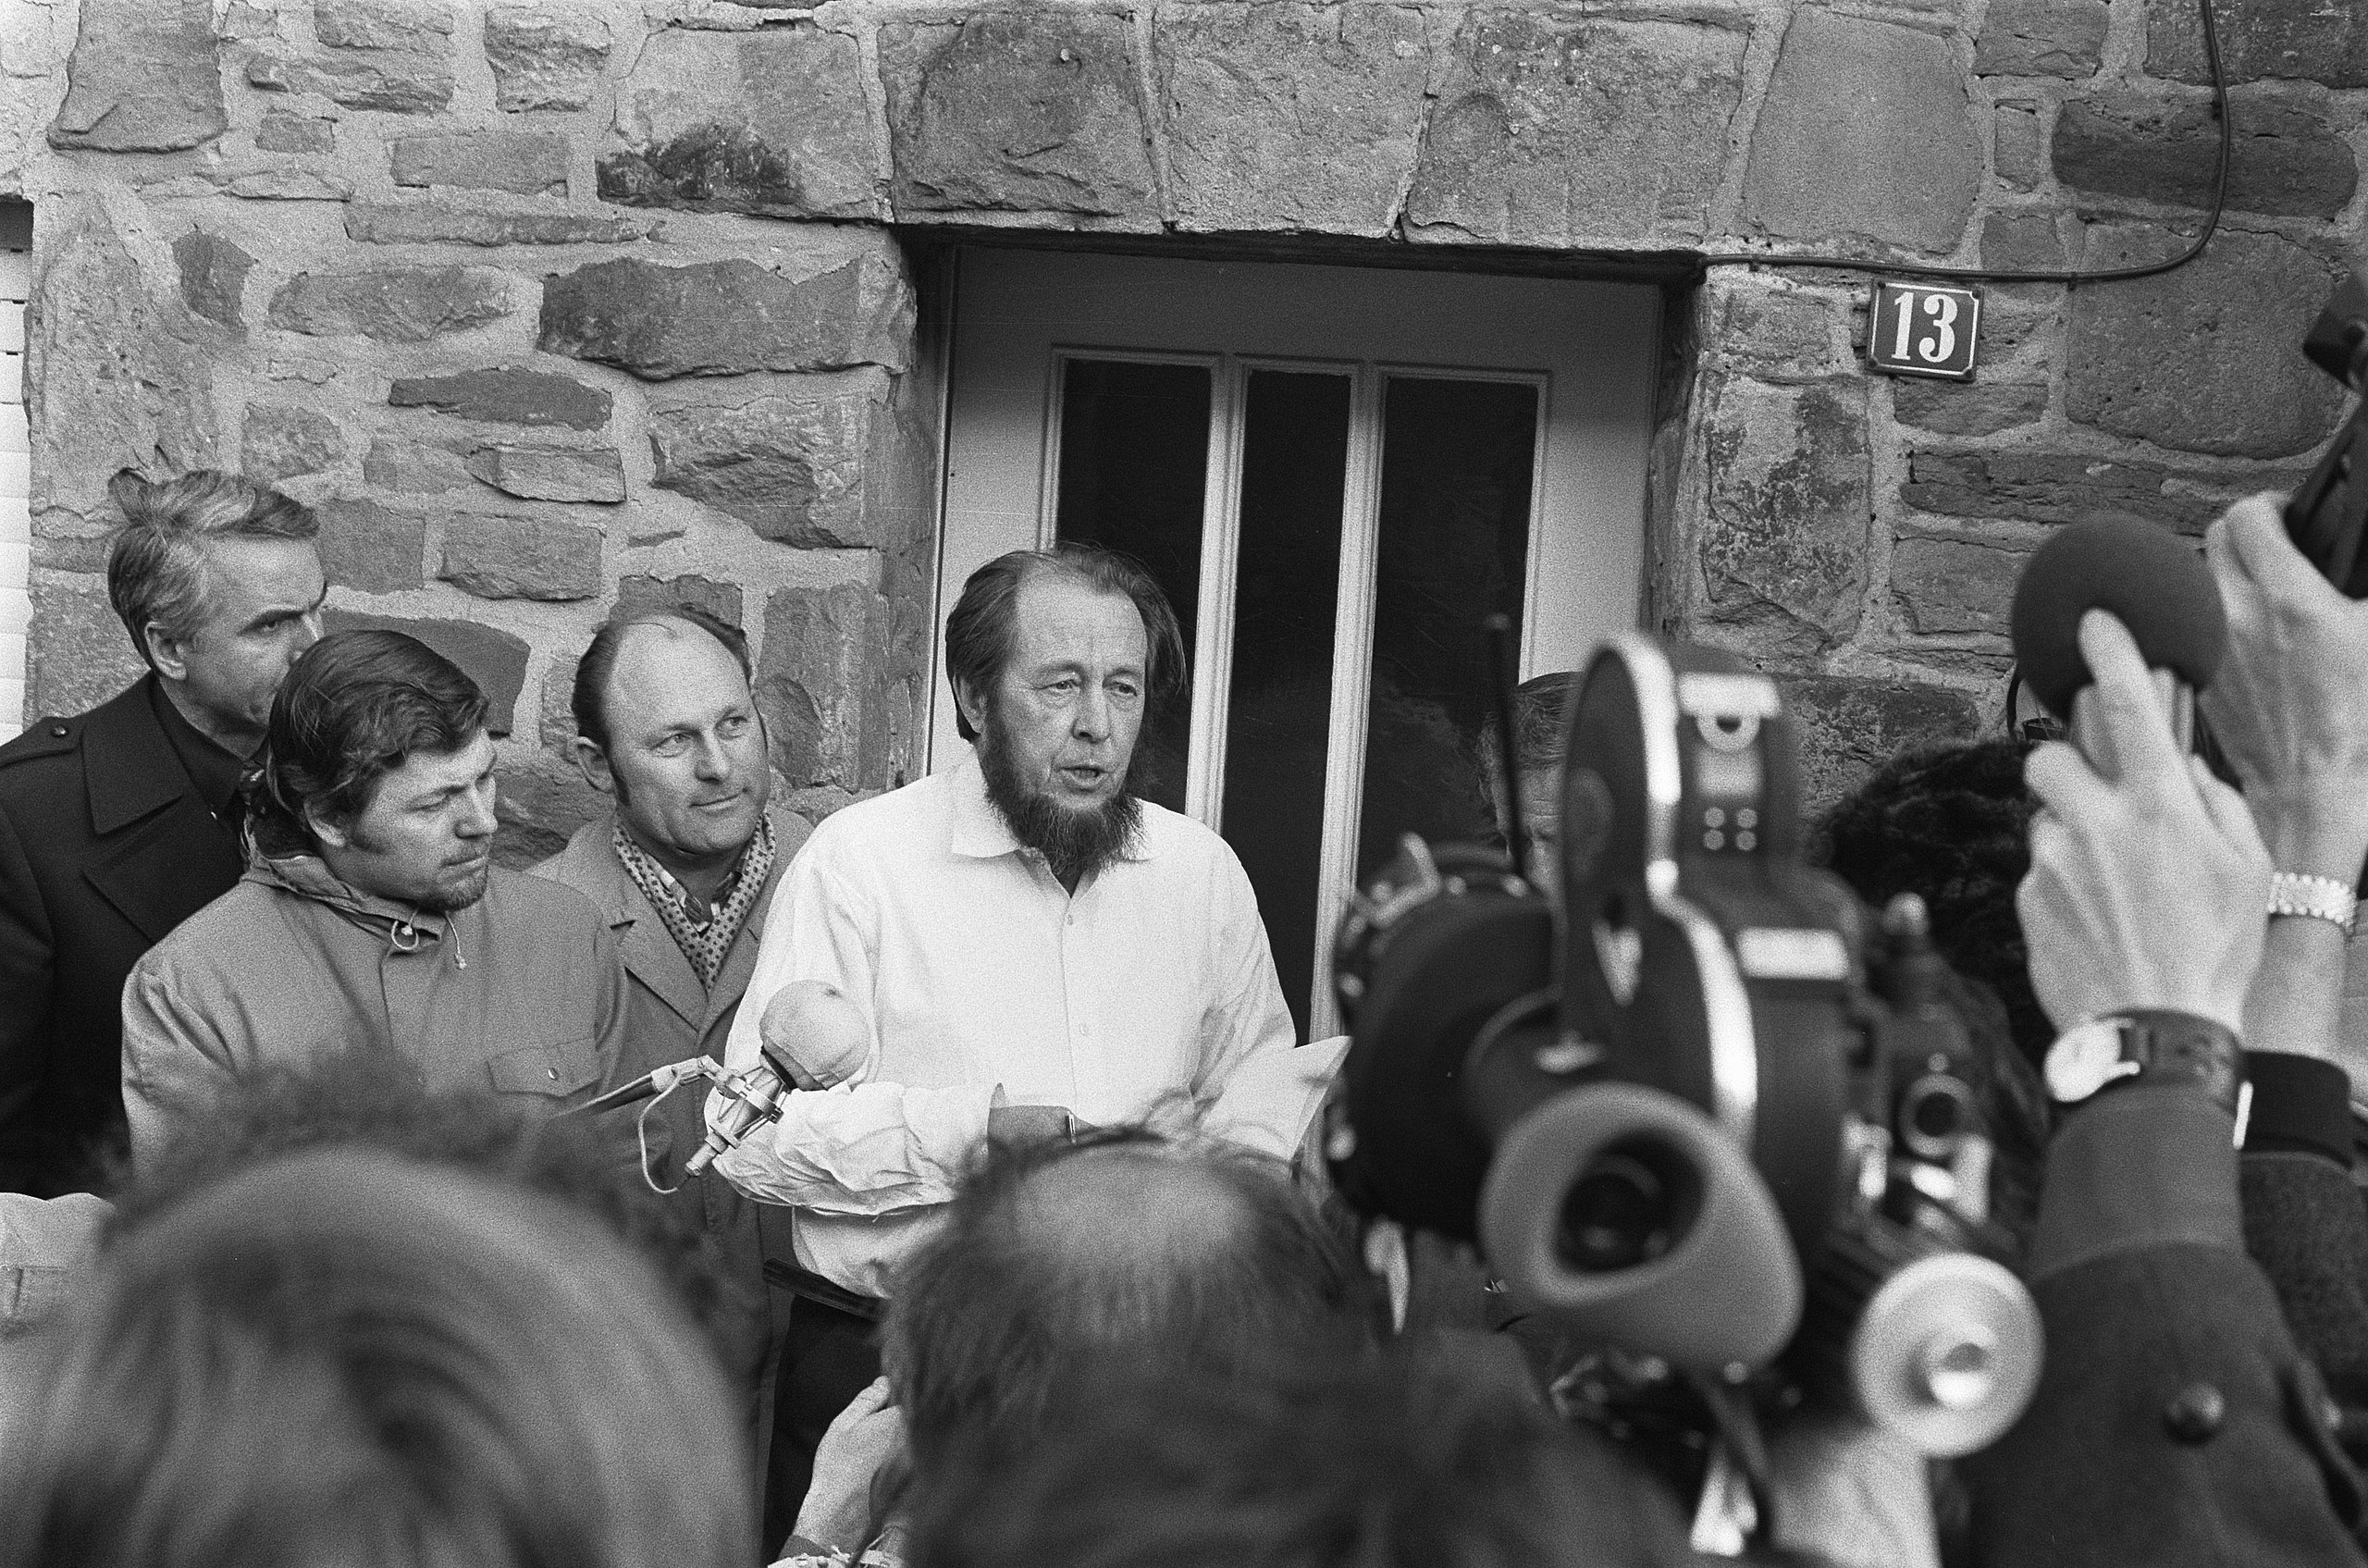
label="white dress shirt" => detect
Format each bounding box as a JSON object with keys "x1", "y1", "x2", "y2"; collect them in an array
[{"x1": 717, "y1": 756, "x2": 1338, "y2": 1297}]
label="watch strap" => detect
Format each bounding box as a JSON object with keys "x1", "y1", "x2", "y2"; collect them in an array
[{"x1": 2103, "y1": 1009, "x2": 2246, "y2": 1119}]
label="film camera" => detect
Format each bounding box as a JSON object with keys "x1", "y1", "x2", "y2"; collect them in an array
[{"x1": 1326, "y1": 636, "x2": 2041, "y2": 1502}]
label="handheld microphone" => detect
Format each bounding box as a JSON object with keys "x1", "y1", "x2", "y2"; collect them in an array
[
  {"x1": 2008, "y1": 518, "x2": 2226, "y2": 759},
  {"x1": 573, "y1": 1045, "x2": 803, "y2": 1181}
]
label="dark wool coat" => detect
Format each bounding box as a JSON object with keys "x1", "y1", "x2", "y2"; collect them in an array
[{"x1": 0, "y1": 677, "x2": 245, "y2": 1196}]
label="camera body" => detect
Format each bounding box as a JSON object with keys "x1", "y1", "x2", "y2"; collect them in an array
[{"x1": 1328, "y1": 636, "x2": 2039, "y2": 1459}]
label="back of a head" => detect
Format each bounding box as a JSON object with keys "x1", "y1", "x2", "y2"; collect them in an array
[
  {"x1": 0, "y1": 1147, "x2": 754, "y2": 1568},
  {"x1": 1815, "y1": 740, "x2": 2045, "y2": 1062},
  {"x1": 906, "y1": 1343, "x2": 1684, "y2": 1568},
  {"x1": 108, "y1": 1052, "x2": 740, "y2": 1355},
  {"x1": 884, "y1": 1131, "x2": 1380, "y2": 1469},
  {"x1": 258, "y1": 630, "x2": 487, "y2": 843},
  {"x1": 105, "y1": 469, "x2": 316, "y2": 665}
]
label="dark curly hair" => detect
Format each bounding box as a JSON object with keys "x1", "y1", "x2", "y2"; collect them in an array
[
  {"x1": 105, "y1": 1051, "x2": 745, "y2": 1365},
  {"x1": 1815, "y1": 740, "x2": 2046, "y2": 1067}
]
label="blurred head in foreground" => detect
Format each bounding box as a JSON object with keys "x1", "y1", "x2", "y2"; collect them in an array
[
  {"x1": 906, "y1": 1343, "x2": 1683, "y2": 1568},
  {"x1": 884, "y1": 1128, "x2": 1382, "y2": 1474},
  {"x1": 1, "y1": 1146, "x2": 755, "y2": 1568}
]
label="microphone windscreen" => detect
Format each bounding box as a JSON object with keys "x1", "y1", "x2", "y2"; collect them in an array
[{"x1": 2008, "y1": 518, "x2": 2226, "y2": 719}]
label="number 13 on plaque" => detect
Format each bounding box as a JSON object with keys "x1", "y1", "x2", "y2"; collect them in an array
[{"x1": 1867, "y1": 282, "x2": 1982, "y2": 381}]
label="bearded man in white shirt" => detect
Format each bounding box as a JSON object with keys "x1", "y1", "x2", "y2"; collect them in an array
[{"x1": 718, "y1": 543, "x2": 1331, "y2": 1525}]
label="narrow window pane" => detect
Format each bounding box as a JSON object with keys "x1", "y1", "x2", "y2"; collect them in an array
[
  {"x1": 1356, "y1": 377, "x2": 1540, "y2": 881},
  {"x1": 1221, "y1": 370, "x2": 1351, "y2": 1042},
  {"x1": 1054, "y1": 359, "x2": 1211, "y2": 811}
]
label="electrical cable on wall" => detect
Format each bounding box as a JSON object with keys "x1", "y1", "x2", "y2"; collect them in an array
[{"x1": 1700, "y1": 0, "x2": 2230, "y2": 287}]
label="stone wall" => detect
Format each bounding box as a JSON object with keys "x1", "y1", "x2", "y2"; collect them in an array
[{"x1": 1, "y1": 0, "x2": 2362, "y2": 847}]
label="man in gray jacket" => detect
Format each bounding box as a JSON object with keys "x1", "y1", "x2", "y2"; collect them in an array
[
  {"x1": 121, "y1": 631, "x2": 630, "y2": 1171},
  {"x1": 532, "y1": 605, "x2": 809, "y2": 1528}
]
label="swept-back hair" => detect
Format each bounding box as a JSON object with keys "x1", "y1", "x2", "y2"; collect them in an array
[
  {"x1": 254, "y1": 630, "x2": 487, "y2": 846},
  {"x1": 942, "y1": 544, "x2": 1187, "y2": 743},
  {"x1": 882, "y1": 1128, "x2": 1381, "y2": 1469},
  {"x1": 0, "y1": 1146, "x2": 755, "y2": 1568},
  {"x1": 570, "y1": 605, "x2": 752, "y2": 756},
  {"x1": 105, "y1": 469, "x2": 316, "y2": 669}
]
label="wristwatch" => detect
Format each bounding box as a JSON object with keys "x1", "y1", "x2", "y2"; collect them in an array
[{"x1": 2043, "y1": 1009, "x2": 2247, "y2": 1120}]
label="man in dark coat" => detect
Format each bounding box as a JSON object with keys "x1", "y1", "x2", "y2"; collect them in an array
[{"x1": 0, "y1": 470, "x2": 323, "y2": 1195}]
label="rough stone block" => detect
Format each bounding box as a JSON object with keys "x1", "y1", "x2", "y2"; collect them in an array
[
  {"x1": 1899, "y1": 451, "x2": 2289, "y2": 535},
  {"x1": 243, "y1": 403, "x2": 346, "y2": 479},
  {"x1": 2148, "y1": 0, "x2": 2368, "y2": 89},
  {"x1": 255, "y1": 110, "x2": 337, "y2": 154},
  {"x1": 1890, "y1": 536, "x2": 2025, "y2": 636},
  {"x1": 1980, "y1": 212, "x2": 2066, "y2": 271},
  {"x1": 364, "y1": 436, "x2": 473, "y2": 492},
  {"x1": 2053, "y1": 90, "x2": 2357, "y2": 219},
  {"x1": 492, "y1": 755, "x2": 604, "y2": 866},
  {"x1": 1782, "y1": 675, "x2": 1980, "y2": 817},
  {"x1": 48, "y1": 0, "x2": 226, "y2": 152},
  {"x1": 210, "y1": 168, "x2": 355, "y2": 202},
  {"x1": 538, "y1": 657, "x2": 578, "y2": 750},
  {"x1": 172, "y1": 229, "x2": 253, "y2": 332},
  {"x1": 1994, "y1": 103, "x2": 2047, "y2": 192},
  {"x1": 881, "y1": 13, "x2": 1159, "y2": 221},
  {"x1": 314, "y1": 496, "x2": 426, "y2": 593},
  {"x1": 464, "y1": 442, "x2": 626, "y2": 503},
  {"x1": 617, "y1": 573, "x2": 744, "y2": 628},
  {"x1": 314, "y1": 0, "x2": 453, "y2": 50},
  {"x1": 391, "y1": 130, "x2": 571, "y2": 195},
  {"x1": 1973, "y1": 0, "x2": 2107, "y2": 79},
  {"x1": 485, "y1": 6, "x2": 610, "y2": 111},
  {"x1": 1890, "y1": 380, "x2": 2048, "y2": 437},
  {"x1": 26, "y1": 583, "x2": 145, "y2": 721},
  {"x1": 1156, "y1": 3, "x2": 1430, "y2": 237},
  {"x1": 599, "y1": 25, "x2": 878, "y2": 221},
  {"x1": 440, "y1": 513, "x2": 602, "y2": 600},
  {"x1": 346, "y1": 202, "x2": 660, "y2": 246},
  {"x1": 1696, "y1": 377, "x2": 1870, "y2": 648},
  {"x1": 2066, "y1": 226, "x2": 2346, "y2": 458},
  {"x1": 1741, "y1": 11, "x2": 1981, "y2": 254},
  {"x1": 1712, "y1": 278, "x2": 1849, "y2": 378},
  {"x1": 538, "y1": 254, "x2": 912, "y2": 379},
  {"x1": 646, "y1": 386, "x2": 889, "y2": 547},
  {"x1": 27, "y1": 199, "x2": 220, "y2": 523},
  {"x1": 319, "y1": 609, "x2": 527, "y2": 734},
  {"x1": 1410, "y1": 14, "x2": 1746, "y2": 248},
  {"x1": 758, "y1": 582, "x2": 893, "y2": 791},
  {"x1": 268, "y1": 266, "x2": 512, "y2": 342},
  {"x1": 247, "y1": 45, "x2": 453, "y2": 112},
  {"x1": 388, "y1": 366, "x2": 611, "y2": 429}
]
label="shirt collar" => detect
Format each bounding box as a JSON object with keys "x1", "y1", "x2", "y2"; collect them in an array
[
  {"x1": 944, "y1": 753, "x2": 1156, "y2": 864},
  {"x1": 147, "y1": 676, "x2": 249, "y2": 819}
]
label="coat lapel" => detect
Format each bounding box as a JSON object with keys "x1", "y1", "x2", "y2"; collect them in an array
[{"x1": 78, "y1": 679, "x2": 242, "y2": 944}]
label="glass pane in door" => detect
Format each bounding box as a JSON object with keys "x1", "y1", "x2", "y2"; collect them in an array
[
  {"x1": 1053, "y1": 358, "x2": 1211, "y2": 811},
  {"x1": 1355, "y1": 377, "x2": 1541, "y2": 881},
  {"x1": 1221, "y1": 370, "x2": 1352, "y2": 1043}
]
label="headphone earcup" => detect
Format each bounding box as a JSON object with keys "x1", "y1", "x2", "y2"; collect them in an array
[{"x1": 1479, "y1": 1081, "x2": 1802, "y2": 1371}]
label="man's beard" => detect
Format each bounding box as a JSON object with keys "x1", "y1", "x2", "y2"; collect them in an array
[{"x1": 977, "y1": 723, "x2": 1141, "y2": 889}]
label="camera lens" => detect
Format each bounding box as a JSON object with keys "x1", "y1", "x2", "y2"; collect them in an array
[{"x1": 1556, "y1": 1140, "x2": 1698, "y2": 1273}]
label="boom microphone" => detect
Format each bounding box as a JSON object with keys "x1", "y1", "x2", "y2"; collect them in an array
[{"x1": 2007, "y1": 518, "x2": 2226, "y2": 746}]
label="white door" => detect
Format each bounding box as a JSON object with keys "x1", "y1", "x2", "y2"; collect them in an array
[{"x1": 933, "y1": 250, "x2": 1661, "y2": 1038}]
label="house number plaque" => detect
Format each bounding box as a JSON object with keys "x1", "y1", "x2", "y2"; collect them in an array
[{"x1": 1867, "y1": 282, "x2": 1982, "y2": 382}]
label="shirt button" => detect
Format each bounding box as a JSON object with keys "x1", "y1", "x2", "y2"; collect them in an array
[
  {"x1": 49, "y1": 723, "x2": 67, "y2": 738},
  {"x1": 547, "y1": 1068, "x2": 559, "y2": 1081},
  {"x1": 2163, "y1": 1383, "x2": 2226, "y2": 1444}
]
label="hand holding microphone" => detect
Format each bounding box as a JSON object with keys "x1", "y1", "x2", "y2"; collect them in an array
[
  {"x1": 2201, "y1": 493, "x2": 2368, "y2": 885},
  {"x1": 2016, "y1": 609, "x2": 2270, "y2": 1038}
]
